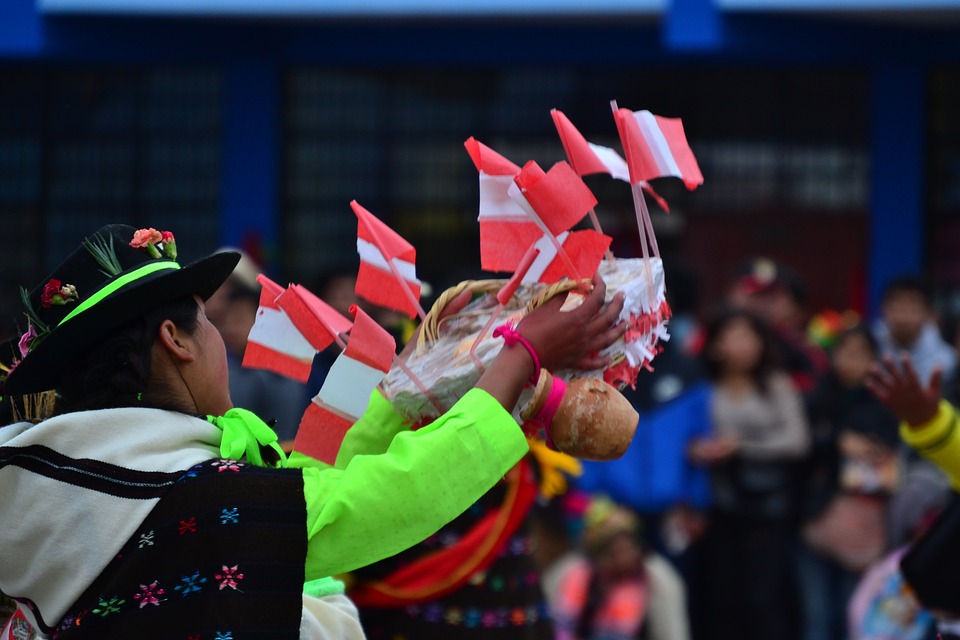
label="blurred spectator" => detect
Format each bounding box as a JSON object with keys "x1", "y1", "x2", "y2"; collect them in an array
[
  {"x1": 873, "y1": 275, "x2": 957, "y2": 389},
  {"x1": 846, "y1": 482, "x2": 945, "y2": 640},
  {"x1": 548, "y1": 496, "x2": 690, "y2": 640},
  {"x1": 729, "y1": 257, "x2": 830, "y2": 394},
  {"x1": 690, "y1": 308, "x2": 810, "y2": 640},
  {"x1": 798, "y1": 327, "x2": 902, "y2": 640},
  {"x1": 204, "y1": 249, "x2": 307, "y2": 442}
]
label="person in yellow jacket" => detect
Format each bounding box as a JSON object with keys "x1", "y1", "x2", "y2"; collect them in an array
[{"x1": 867, "y1": 354, "x2": 960, "y2": 489}]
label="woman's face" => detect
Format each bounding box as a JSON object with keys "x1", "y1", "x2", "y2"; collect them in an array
[
  {"x1": 832, "y1": 333, "x2": 875, "y2": 388},
  {"x1": 713, "y1": 317, "x2": 764, "y2": 374},
  {"x1": 595, "y1": 532, "x2": 644, "y2": 584},
  {"x1": 192, "y1": 296, "x2": 232, "y2": 416}
]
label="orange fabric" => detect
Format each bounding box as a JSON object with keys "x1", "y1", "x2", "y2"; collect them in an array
[{"x1": 349, "y1": 458, "x2": 539, "y2": 608}]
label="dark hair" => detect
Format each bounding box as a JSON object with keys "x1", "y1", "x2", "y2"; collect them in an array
[
  {"x1": 831, "y1": 325, "x2": 879, "y2": 357},
  {"x1": 701, "y1": 307, "x2": 780, "y2": 393},
  {"x1": 55, "y1": 296, "x2": 201, "y2": 414},
  {"x1": 882, "y1": 275, "x2": 933, "y2": 307}
]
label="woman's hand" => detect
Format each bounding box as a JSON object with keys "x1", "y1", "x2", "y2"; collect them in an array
[
  {"x1": 518, "y1": 273, "x2": 626, "y2": 372},
  {"x1": 866, "y1": 354, "x2": 942, "y2": 428},
  {"x1": 476, "y1": 273, "x2": 626, "y2": 413}
]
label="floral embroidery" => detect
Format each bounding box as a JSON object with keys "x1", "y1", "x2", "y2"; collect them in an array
[
  {"x1": 423, "y1": 604, "x2": 443, "y2": 623},
  {"x1": 481, "y1": 611, "x2": 499, "y2": 628},
  {"x1": 178, "y1": 517, "x2": 198, "y2": 535},
  {"x1": 212, "y1": 459, "x2": 243, "y2": 473},
  {"x1": 215, "y1": 565, "x2": 244, "y2": 591},
  {"x1": 138, "y1": 530, "x2": 155, "y2": 548},
  {"x1": 92, "y1": 596, "x2": 125, "y2": 617},
  {"x1": 444, "y1": 607, "x2": 464, "y2": 625},
  {"x1": 464, "y1": 608, "x2": 482, "y2": 628},
  {"x1": 133, "y1": 581, "x2": 166, "y2": 608},
  {"x1": 213, "y1": 633, "x2": 234, "y2": 640},
  {"x1": 174, "y1": 572, "x2": 207, "y2": 597},
  {"x1": 509, "y1": 607, "x2": 526, "y2": 626},
  {"x1": 178, "y1": 463, "x2": 203, "y2": 482},
  {"x1": 220, "y1": 508, "x2": 239, "y2": 525},
  {"x1": 40, "y1": 279, "x2": 78, "y2": 309}
]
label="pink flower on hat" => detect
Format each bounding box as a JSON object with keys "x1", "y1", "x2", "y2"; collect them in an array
[
  {"x1": 130, "y1": 228, "x2": 162, "y2": 248},
  {"x1": 130, "y1": 228, "x2": 163, "y2": 259},
  {"x1": 18, "y1": 324, "x2": 37, "y2": 359}
]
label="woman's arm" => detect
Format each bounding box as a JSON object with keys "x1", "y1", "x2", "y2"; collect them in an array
[{"x1": 300, "y1": 388, "x2": 527, "y2": 580}]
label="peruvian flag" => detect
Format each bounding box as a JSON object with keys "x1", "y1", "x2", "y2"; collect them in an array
[
  {"x1": 353, "y1": 200, "x2": 422, "y2": 319},
  {"x1": 551, "y1": 109, "x2": 630, "y2": 182},
  {"x1": 243, "y1": 274, "x2": 317, "y2": 382},
  {"x1": 465, "y1": 137, "x2": 543, "y2": 273},
  {"x1": 521, "y1": 230, "x2": 611, "y2": 284},
  {"x1": 276, "y1": 284, "x2": 353, "y2": 352},
  {"x1": 2, "y1": 608, "x2": 32, "y2": 640},
  {"x1": 612, "y1": 107, "x2": 703, "y2": 189},
  {"x1": 511, "y1": 160, "x2": 598, "y2": 236},
  {"x1": 295, "y1": 305, "x2": 396, "y2": 465}
]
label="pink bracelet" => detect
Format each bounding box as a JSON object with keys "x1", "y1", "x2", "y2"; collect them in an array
[
  {"x1": 492, "y1": 323, "x2": 541, "y2": 386},
  {"x1": 531, "y1": 375, "x2": 565, "y2": 450}
]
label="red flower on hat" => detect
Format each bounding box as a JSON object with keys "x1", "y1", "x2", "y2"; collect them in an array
[
  {"x1": 40, "y1": 279, "x2": 79, "y2": 309},
  {"x1": 160, "y1": 231, "x2": 177, "y2": 260}
]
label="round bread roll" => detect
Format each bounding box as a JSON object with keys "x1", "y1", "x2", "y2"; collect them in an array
[{"x1": 521, "y1": 371, "x2": 638, "y2": 461}]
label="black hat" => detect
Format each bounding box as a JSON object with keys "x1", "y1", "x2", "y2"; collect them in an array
[{"x1": 4, "y1": 224, "x2": 239, "y2": 395}]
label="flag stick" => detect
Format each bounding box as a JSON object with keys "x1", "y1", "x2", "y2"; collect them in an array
[
  {"x1": 392, "y1": 355, "x2": 445, "y2": 415},
  {"x1": 383, "y1": 257, "x2": 428, "y2": 324},
  {"x1": 631, "y1": 182, "x2": 661, "y2": 259},
  {"x1": 468, "y1": 244, "x2": 541, "y2": 374},
  {"x1": 523, "y1": 206, "x2": 582, "y2": 283},
  {"x1": 630, "y1": 182, "x2": 657, "y2": 307},
  {"x1": 339, "y1": 329, "x2": 444, "y2": 415},
  {"x1": 587, "y1": 208, "x2": 616, "y2": 264},
  {"x1": 356, "y1": 205, "x2": 429, "y2": 322}
]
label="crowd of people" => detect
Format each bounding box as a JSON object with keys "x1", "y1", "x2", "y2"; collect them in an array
[{"x1": 3, "y1": 226, "x2": 960, "y2": 640}]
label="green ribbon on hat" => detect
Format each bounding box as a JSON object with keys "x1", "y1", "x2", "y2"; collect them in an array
[
  {"x1": 207, "y1": 407, "x2": 288, "y2": 468},
  {"x1": 59, "y1": 261, "x2": 181, "y2": 326}
]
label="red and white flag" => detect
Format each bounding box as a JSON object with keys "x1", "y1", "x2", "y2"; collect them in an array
[
  {"x1": 353, "y1": 200, "x2": 422, "y2": 319},
  {"x1": 243, "y1": 274, "x2": 317, "y2": 382},
  {"x1": 511, "y1": 160, "x2": 598, "y2": 236},
  {"x1": 295, "y1": 305, "x2": 396, "y2": 465},
  {"x1": 551, "y1": 109, "x2": 630, "y2": 182},
  {"x1": 521, "y1": 230, "x2": 611, "y2": 284},
  {"x1": 465, "y1": 137, "x2": 544, "y2": 273},
  {"x1": 276, "y1": 284, "x2": 353, "y2": 352},
  {"x1": 612, "y1": 107, "x2": 703, "y2": 189},
  {"x1": 2, "y1": 607, "x2": 32, "y2": 640}
]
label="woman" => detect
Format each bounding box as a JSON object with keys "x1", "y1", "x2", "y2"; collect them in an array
[
  {"x1": 688, "y1": 308, "x2": 810, "y2": 640},
  {"x1": 0, "y1": 224, "x2": 625, "y2": 639}
]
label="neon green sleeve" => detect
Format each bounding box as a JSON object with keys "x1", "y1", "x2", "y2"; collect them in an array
[
  {"x1": 334, "y1": 389, "x2": 410, "y2": 467},
  {"x1": 901, "y1": 400, "x2": 960, "y2": 490},
  {"x1": 284, "y1": 390, "x2": 408, "y2": 471},
  {"x1": 299, "y1": 388, "x2": 528, "y2": 581}
]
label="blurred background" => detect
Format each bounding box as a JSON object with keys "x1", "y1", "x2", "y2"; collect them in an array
[{"x1": 2, "y1": 0, "x2": 957, "y2": 325}]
